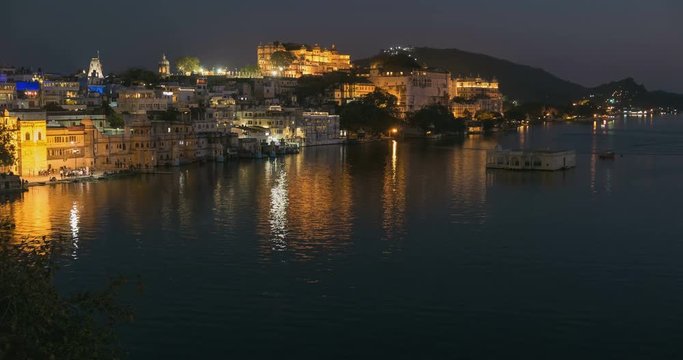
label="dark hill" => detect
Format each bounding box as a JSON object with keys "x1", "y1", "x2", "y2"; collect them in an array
[
  {"x1": 355, "y1": 47, "x2": 683, "y2": 109},
  {"x1": 356, "y1": 47, "x2": 587, "y2": 104}
]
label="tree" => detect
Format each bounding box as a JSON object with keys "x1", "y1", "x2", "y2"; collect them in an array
[
  {"x1": 270, "y1": 51, "x2": 296, "y2": 70},
  {"x1": 0, "y1": 226, "x2": 134, "y2": 359},
  {"x1": 339, "y1": 90, "x2": 400, "y2": 134},
  {"x1": 175, "y1": 56, "x2": 201, "y2": 75},
  {"x1": 408, "y1": 104, "x2": 464, "y2": 133},
  {"x1": 102, "y1": 101, "x2": 124, "y2": 128},
  {"x1": 0, "y1": 124, "x2": 16, "y2": 168},
  {"x1": 118, "y1": 68, "x2": 161, "y2": 88}
]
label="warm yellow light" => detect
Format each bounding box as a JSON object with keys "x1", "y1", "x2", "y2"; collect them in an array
[{"x1": 391, "y1": 128, "x2": 398, "y2": 134}]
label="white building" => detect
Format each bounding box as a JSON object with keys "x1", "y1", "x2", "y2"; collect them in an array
[
  {"x1": 87, "y1": 52, "x2": 105, "y2": 80},
  {"x1": 369, "y1": 68, "x2": 451, "y2": 116}
]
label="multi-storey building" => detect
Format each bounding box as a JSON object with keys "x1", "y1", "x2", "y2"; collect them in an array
[
  {"x1": 46, "y1": 123, "x2": 92, "y2": 170},
  {"x1": 1, "y1": 110, "x2": 48, "y2": 176},
  {"x1": 450, "y1": 77, "x2": 502, "y2": 100},
  {"x1": 295, "y1": 112, "x2": 341, "y2": 146},
  {"x1": 233, "y1": 106, "x2": 297, "y2": 142},
  {"x1": 47, "y1": 113, "x2": 108, "y2": 130},
  {"x1": 257, "y1": 42, "x2": 351, "y2": 78},
  {"x1": 0, "y1": 83, "x2": 16, "y2": 108},
  {"x1": 369, "y1": 68, "x2": 451, "y2": 115},
  {"x1": 116, "y1": 88, "x2": 169, "y2": 114},
  {"x1": 449, "y1": 77, "x2": 504, "y2": 118},
  {"x1": 332, "y1": 81, "x2": 376, "y2": 105},
  {"x1": 40, "y1": 81, "x2": 81, "y2": 107}
]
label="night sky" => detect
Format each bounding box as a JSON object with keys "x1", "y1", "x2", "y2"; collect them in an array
[{"x1": 6, "y1": 0, "x2": 683, "y2": 92}]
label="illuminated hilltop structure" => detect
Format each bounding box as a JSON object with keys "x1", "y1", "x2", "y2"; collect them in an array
[{"x1": 257, "y1": 42, "x2": 351, "y2": 77}]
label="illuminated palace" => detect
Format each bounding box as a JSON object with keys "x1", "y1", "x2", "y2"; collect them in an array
[
  {"x1": 257, "y1": 42, "x2": 351, "y2": 77},
  {"x1": 450, "y1": 77, "x2": 504, "y2": 118},
  {"x1": 369, "y1": 68, "x2": 451, "y2": 116}
]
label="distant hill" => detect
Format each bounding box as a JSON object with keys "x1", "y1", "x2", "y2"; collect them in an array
[
  {"x1": 355, "y1": 47, "x2": 683, "y2": 108},
  {"x1": 588, "y1": 77, "x2": 683, "y2": 109}
]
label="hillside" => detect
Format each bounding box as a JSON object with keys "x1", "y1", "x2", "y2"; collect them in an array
[
  {"x1": 356, "y1": 47, "x2": 587, "y2": 104},
  {"x1": 355, "y1": 47, "x2": 683, "y2": 109}
]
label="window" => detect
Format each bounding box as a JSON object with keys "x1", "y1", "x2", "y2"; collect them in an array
[
  {"x1": 25, "y1": 132, "x2": 30, "y2": 141},
  {"x1": 38, "y1": 132, "x2": 42, "y2": 141}
]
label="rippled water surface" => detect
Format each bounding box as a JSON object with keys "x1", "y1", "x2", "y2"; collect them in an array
[{"x1": 3, "y1": 116, "x2": 683, "y2": 359}]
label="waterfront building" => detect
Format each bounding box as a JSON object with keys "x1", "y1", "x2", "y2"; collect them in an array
[
  {"x1": 158, "y1": 54, "x2": 171, "y2": 78},
  {"x1": 257, "y1": 42, "x2": 351, "y2": 78},
  {"x1": 369, "y1": 68, "x2": 451, "y2": 116},
  {"x1": 332, "y1": 81, "x2": 376, "y2": 105},
  {"x1": 295, "y1": 112, "x2": 341, "y2": 146},
  {"x1": 450, "y1": 77, "x2": 504, "y2": 118},
  {"x1": 46, "y1": 122, "x2": 93, "y2": 170},
  {"x1": 233, "y1": 106, "x2": 297, "y2": 142},
  {"x1": 91, "y1": 126, "x2": 130, "y2": 169},
  {"x1": 2, "y1": 110, "x2": 48, "y2": 177},
  {"x1": 451, "y1": 77, "x2": 501, "y2": 100},
  {"x1": 451, "y1": 98, "x2": 503, "y2": 119}
]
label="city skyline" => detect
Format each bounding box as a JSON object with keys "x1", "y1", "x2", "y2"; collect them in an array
[{"x1": 6, "y1": 0, "x2": 683, "y2": 93}]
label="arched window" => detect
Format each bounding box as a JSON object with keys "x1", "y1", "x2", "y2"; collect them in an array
[
  {"x1": 25, "y1": 132, "x2": 30, "y2": 141},
  {"x1": 37, "y1": 132, "x2": 42, "y2": 141}
]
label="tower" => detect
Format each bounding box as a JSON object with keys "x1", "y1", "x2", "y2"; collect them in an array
[
  {"x1": 87, "y1": 51, "x2": 104, "y2": 84},
  {"x1": 158, "y1": 53, "x2": 170, "y2": 77}
]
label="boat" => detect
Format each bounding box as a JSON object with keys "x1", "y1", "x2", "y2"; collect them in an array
[
  {"x1": 0, "y1": 173, "x2": 28, "y2": 194},
  {"x1": 599, "y1": 151, "x2": 616, "y2": 160}
]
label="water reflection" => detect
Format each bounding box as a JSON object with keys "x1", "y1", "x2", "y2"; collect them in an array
[
  {"x1": 258, "y1": 148, "x2": 354, "y2": 262},
  {"x1": 69, "y1": 201, "x2": 80, "y2": 259},
  {"x1": 268, "y1": 160, "x2": 288, "y2": 251},
  {"x1": 448, "y1": 136, "x2": 492, "y2": 225},
  {"x1": 381, "y1": 140, "x2": 406, "y2": 243}
]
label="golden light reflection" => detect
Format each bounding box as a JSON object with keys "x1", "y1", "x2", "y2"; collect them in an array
[
  {"x1": 259, "y1": 148, "x2": 354, "y2": 262},
  {"x1": 381, "y1": 140, "x2": 406, "y2": 243},
  {"x1": 449, "y1": 136, "x2": 492, "y2": 224}
]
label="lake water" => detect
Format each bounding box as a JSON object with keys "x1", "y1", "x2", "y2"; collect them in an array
[{"x1": 3, "y1": 116, "x2": 683, "y2": 359}]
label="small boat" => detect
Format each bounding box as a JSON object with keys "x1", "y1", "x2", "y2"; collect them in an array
[{"x1": 599, "y1": 151, "x2": 616, "y2": 160}]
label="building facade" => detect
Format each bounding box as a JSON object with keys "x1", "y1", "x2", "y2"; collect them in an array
[
  {"x1": 449, "y1": 77, "x2": 504, "y2": 118},
  {"x1": 257, "y1": 42, "x2": 351, "y2": 78},
  {"x1": 369, "y1": 68, "x2": 451, "y2": 115},
  {"x1": 296, "y1": 112, "x2": 341, "y2": 146},
  {"x1": 116, "y1": 88, "x2": 169, "y2": 114},
  {"x1": 333, "y1": 81, "x2": 376, "y2": 105}
]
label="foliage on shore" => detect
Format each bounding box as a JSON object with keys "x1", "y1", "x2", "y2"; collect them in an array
[
  {"x1": 0, "y1": 125, "x2": 16, "y2": 168},
  {"x1": 0, "y1": 226, "x2": 133, "y2": 359},
  {"x1": 339, "y1": 90, "x2": 400, "y2": 134}
]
